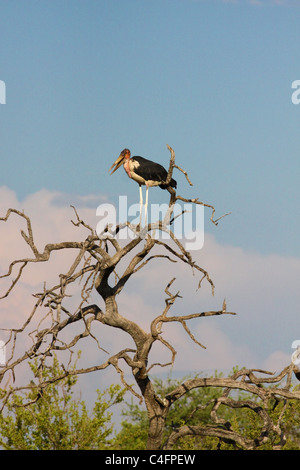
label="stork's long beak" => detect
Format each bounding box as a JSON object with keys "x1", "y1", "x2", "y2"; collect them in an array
[{"x1": 108, "y1": 154, "x2": 125, "y2": 175}]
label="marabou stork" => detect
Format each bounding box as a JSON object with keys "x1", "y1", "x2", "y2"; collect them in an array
[{"x1": 109, "y1": 148, "x2": 177, "y2": 224}]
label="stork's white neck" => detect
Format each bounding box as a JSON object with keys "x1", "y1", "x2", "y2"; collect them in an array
[{"x1": 124, "y1": 159, "x2": 132, "y2": 178}]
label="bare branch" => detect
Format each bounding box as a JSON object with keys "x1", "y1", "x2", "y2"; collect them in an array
[{"x1": 174, "y1": 163, "x2": 193, "y2": 186}]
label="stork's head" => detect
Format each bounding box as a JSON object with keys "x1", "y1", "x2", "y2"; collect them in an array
[{"x1": 109, "y1": 148, "x2": 131, "y2": 175}]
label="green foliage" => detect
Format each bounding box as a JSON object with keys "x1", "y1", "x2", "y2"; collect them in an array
[
  {"x1": 2, "y1": 361, "x2": 300, "y2": 450},
  {"x1": 112, "y1": 372, "x2": 300, "y2": 450},
  {"x1": 0, "y1": 355, "x2": 125, "y2": 450},
  {"x1": 111, "y1": 372, "x2": 228, "y2": 450},
  {"x1": 110, "y1": 397, "x2": 149, "y2": 450},
  {"x1": 111, "y1": 420, "x2": 148, "y2": 450}
]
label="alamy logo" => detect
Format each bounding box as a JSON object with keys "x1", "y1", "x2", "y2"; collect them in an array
[
  {"x1": 291, "y1": 80, "x2": 300, "y2": 105},
  {"x1": 95, "y1": 196, "x2": 204, "y2": 250},
  {"x1": 0, "y1": 340, "x2": 6, "y2": 365},
  {"x1": 0, "y1": 80, "x2": 6, "y2": 104},
  {"x1": 291, "y1": 340, "x2": 300, "y2": 366}
]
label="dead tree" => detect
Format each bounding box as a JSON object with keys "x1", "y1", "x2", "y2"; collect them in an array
[{"x1": 0, "y1": 145, "x2": 299, "y2": 450}]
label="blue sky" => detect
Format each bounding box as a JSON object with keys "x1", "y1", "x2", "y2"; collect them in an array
[{"x1": 1, "y1": 0, "x2": 299, "y2": 257}]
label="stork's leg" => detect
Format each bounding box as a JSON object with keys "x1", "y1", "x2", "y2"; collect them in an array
[
  {"x1": 144, "y1": 185, "x2": 149, "y2": 225},
  {"x1": 139, "y1": 185, "x2": 143, "y2": 227}
]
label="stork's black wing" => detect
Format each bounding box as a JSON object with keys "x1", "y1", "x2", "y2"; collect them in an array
[{"x1": 133, "y1": 156, "x2": 177, "y2": 188}]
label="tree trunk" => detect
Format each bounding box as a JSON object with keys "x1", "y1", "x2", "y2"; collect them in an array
[{"x1": 135, "y1": 374, "x2": 169, "y2": 450}]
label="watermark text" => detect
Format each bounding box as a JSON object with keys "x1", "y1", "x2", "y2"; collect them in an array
[
  {"x1": 0, "y1": 80, "x2": 6, "y2": 104},
  {"x1": 96, "y1": 196, "x2": 204, "y2": 251},
  {"x1": 291, "y1": 340, "x2": 300, "y2": 366},
  {"x1": 0, "y1": 340, "x2": 6, "y2": 365},
  {"x1": 291, "y1": 80, "x2": 300, "y2": 105}
]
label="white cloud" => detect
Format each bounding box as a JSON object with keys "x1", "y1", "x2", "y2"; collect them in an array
[{"x1": 261, "y1": 350, "x2": 291, "y2": 372}]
